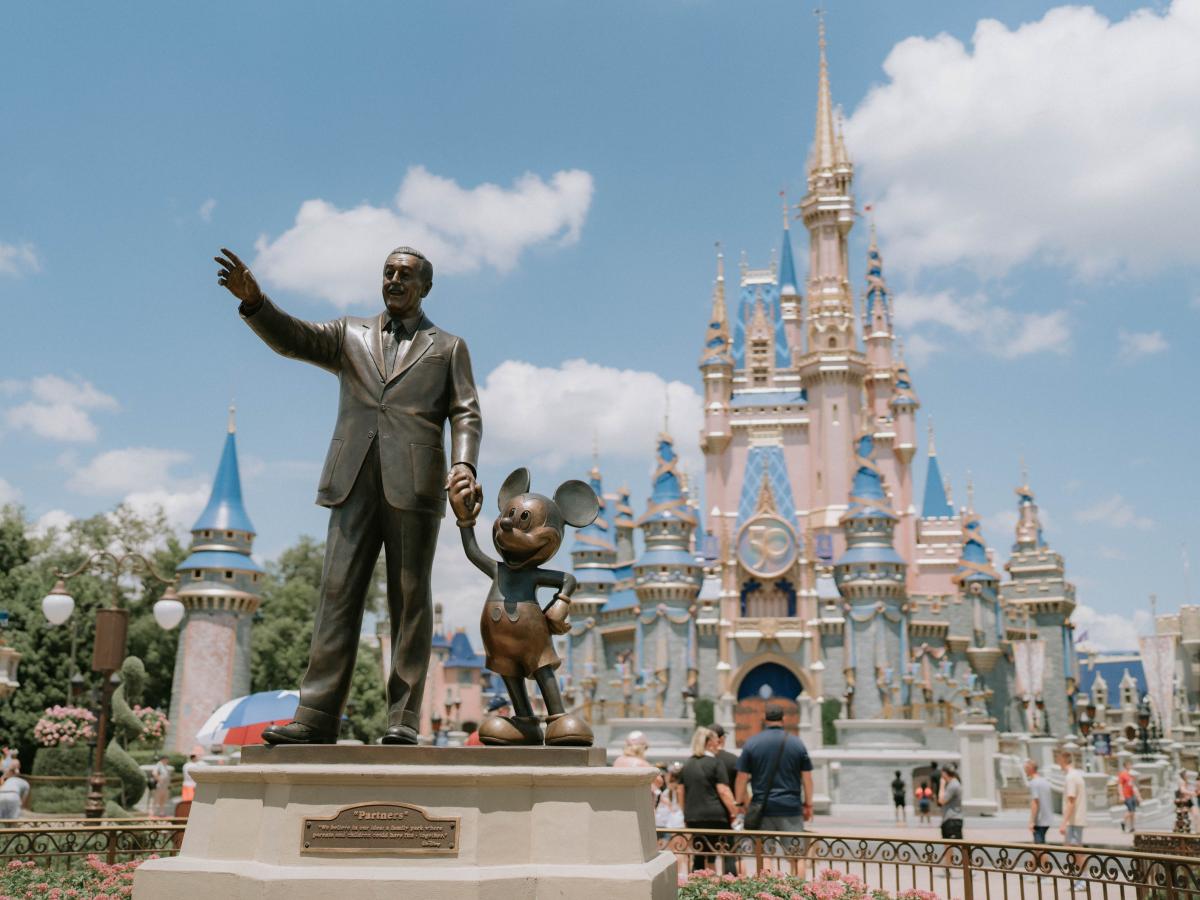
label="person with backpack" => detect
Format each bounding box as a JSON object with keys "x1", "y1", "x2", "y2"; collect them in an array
[
  {"x1": 915, "y1": 781, "x2": 934, "y2": 824},
  {"x1": 733, "y1": 706, "x2": 813, "y2": 873}
]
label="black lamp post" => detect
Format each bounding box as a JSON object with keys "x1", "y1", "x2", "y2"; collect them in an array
[
  {"x1": 41, "y1": 550, "x2": 184, "y2": 818},
  {"x1": 1136, "y1": 702, "x2": 1152, "y2": 755}
]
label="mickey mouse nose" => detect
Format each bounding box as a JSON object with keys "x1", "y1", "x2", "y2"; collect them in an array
[{"x1": 498, "y1": 516, "x2": 514, "y2": 532}]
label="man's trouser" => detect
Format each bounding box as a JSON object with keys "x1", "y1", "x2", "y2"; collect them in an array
[{"x1": 294, "y1": 440, "x2": 440, "y2": 734}]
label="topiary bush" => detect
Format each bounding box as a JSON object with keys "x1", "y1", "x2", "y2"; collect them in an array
[
  {"x1": 821, "y1": 697, "x2": 842, "y2": 746},
  {"x1": 103, "y1": 656, "x2": 148, "y2": 816}
]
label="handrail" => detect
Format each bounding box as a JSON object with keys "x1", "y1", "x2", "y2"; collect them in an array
[{"x1": 658, "y1": 827, "x2": 1200, "y2": 899}]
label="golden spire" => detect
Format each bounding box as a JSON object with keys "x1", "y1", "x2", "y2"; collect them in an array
[
  {"x1": 227, "y1": 402, "x2": 236, "y2": 434},
  {"x1": 810, "y1": 8, "x2": 837, "y2": 174},
  {"x1": 782, "y1": 190, "x2": 790, "y2": 230},
  {"x1": 927, "y1": 415, "x2": 937, "y2": 457},
  {"x1": 965, "y1": 470, "x2": 975, "y2": 513},
  {"x1": 835, "y1": 108, "x2": 849, "y2": 165}
]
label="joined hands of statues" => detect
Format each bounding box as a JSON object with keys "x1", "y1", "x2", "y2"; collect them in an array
[
  {"x1": 448, "y1": 467, "x2": 483, "y2": 527},
  {"x1": 215, "y1": 248, "x2": 264, "y2": 308}
]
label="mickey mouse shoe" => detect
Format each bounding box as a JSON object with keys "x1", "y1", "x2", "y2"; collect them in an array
[
  {"x1": 478, "y1": 714, "x2": 544, "y2": 746},
  {"x1": 544, "y1": 713, "x2": 593, "y2": 746}
]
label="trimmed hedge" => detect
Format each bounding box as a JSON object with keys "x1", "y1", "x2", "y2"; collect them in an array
[{"x1": 29, "y1": 745, "x2": 123, "y2": 815}]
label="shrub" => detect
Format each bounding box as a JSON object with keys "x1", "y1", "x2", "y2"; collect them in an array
[
  {"x1": 0, "y1": 853, "x2": 149, "y2": 898},
  {"x1": 694, "y1": 697, "x2": 715, "y2": 728},
  {"x1": 32, "y1": 706, "x2": 97, "y2": 748},
  {"x1": 821, "y1": 698, "x2": 842, "y2": 746},
  {"x1": 30, "y1": 745, "x2": 125, "y2": 815},
  {"x1": 132, "y1": 706, "x2": 169, "y2": 747}
]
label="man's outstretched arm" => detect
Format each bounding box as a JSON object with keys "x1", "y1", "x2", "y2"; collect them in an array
[{"x1": 216, "y1": 248, "x2": 344, "y2": 373}]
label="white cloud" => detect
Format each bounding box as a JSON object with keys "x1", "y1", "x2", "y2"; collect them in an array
[
  {"x1": 66, "y1": 447, "x2": 191, "y2": 496},
  {"x1": 1097, "y1": 546, "x2": 1128, "y2": 561},
  {"x1": 847, "y1": 1, "x2": 1200, "y2": 277},
  {"x1": 1075, "y1": 494, "x2": 1154, "y2": 530},
  {"x1": 2, "y1": 375, "x2": 119, "y2": 442},
  {"x1": 0, "y1": 477, "x2": 20, "y2": 505},
  {"x1": 122, "y1": 487, "x2": 209, "y2": 534},
  {"x1": 32, "y1": 509, "x2": 74, "y2": 538},
  {"x1": 0, "y1": 241, "x2": 39, "y2": 276},
  {"x1": 1072, "y1": 603, "x2": 1152, "y2": 652},
  {"x1": 199, "y1": 198, "x2": 217, "y2": 223},
  {"x1": 1117, "y1": 328, "x2": 1168, "y2": 362},
  {"x1": 895, "y1": 290, "x2": 1070, "y2": 359},
  {"x1": 254, "y1": 165, "x2": 594, "y2": 308},
  {"x1": 430, "y1": 518, "x2": 493, "y2": 636},
  {"x1": 477, "y1": 358, "x2": 703, "y2": 473}
]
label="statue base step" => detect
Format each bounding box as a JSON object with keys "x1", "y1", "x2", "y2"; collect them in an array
[{"x1": 133, "y1": 745, "x2": 677, "y2": 900}]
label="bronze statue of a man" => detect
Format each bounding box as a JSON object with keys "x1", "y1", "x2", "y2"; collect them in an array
[{"x1": 216, "y1": 246, "x2": 482, "y2": 745}]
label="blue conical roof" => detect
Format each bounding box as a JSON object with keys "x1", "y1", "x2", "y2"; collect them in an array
[
  {"x1": 957, "y1": 514, "x2": 998, "y2": 583},
  {"x1": 779, "y1": 227, "x2": 799, "y2": 296},
  {"x1": 922, "y1": 452, "x2": 953, "y2": 518},
  {"x1": 192, "y1": 430, "x2": 255, "y2": 534}
]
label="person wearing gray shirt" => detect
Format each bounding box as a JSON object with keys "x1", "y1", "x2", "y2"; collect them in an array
[
  {"x1": 938, "y1": 766, "x2": 963, "y2": 839},
  {"x1": 1024, "y1": 759, "x2": 1053, "y2": 843}
]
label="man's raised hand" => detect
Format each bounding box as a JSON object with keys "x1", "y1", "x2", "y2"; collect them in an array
[{"x1": 215, "y1": 248, "x2": 264, "y2": 308}]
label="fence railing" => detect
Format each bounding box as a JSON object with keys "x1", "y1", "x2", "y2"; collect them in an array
[
  {"x1": 0, "y1": 818, "x2": 186, "y2": 868},
  {"x1": 658, "y1": 828, "x2": 1200, "y2": 899}
]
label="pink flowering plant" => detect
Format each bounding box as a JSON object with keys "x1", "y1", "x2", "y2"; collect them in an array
[
  {"x1": 676, "y1": 867, "x2": 941, "y2": 900},
  {"x1": 131, "y1": 706, "x2": 169, "y2": 746},
  {"x1": 32, "y1": 706, "x2": 98, "y2": 748},
  {"x1": 0, "y1": 854, "x2": 149, "y2": 899}
]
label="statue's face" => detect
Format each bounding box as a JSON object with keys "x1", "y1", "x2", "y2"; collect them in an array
[{"x1": 381, "y1": 253, "x2": 429, "y2": 318}]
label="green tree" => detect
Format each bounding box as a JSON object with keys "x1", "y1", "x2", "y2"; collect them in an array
[{"x1": 0, "y1": 503, "x2": 183, "y2": 770}]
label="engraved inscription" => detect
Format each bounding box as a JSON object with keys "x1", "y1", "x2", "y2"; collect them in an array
[{"x1": 301, "y1": 802, "x2": 459, "y2": 855}]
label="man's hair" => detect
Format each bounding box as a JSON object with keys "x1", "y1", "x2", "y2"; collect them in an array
[
  {"x1": 943, "y1": 766, "x2": 958, "y2": 780},
  {"x1": 764, "y1": 704, "x2": 785, "y2": 722},
  {"x1": 710, "y1": 723, "x2": 726, "y2": 738},
  {"x1": 1025, "y1": 759, "x2": 1039, "y2": 773},
  {"x1": 388, "y1": 246, "x2": 434, "y2": 289}
]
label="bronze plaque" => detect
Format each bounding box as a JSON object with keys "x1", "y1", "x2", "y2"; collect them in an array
[{"x1": 301, "y1": 802, "x2": 459, "y2": 856}]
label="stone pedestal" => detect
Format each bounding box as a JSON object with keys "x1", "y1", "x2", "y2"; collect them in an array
[
  {"x1": 134, "y1": 746, "x2": 676, "y2": 900},
  {"x1": 954, "y1": 722, "x2": 999, "y2": 816}
]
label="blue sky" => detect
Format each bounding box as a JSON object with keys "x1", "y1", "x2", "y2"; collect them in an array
[{"x1": 1, "y1": 1, "x2": 1196, "y2": 647}]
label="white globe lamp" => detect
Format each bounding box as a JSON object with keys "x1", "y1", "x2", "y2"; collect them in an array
[
  {"x1": 41, "y1": 580, "x2": 75, "y2": 626},
  {"x1": 152, "y1": 586, "x2": 185, "y2": 631}
]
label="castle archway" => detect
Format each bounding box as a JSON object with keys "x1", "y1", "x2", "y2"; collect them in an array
[{"x1": 731, "y1": 656, "x2": 810, "y2": 745}]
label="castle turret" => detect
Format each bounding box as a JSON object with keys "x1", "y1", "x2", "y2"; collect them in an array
[
  {"x1": 165, "y1": 406, "x2": 263, "y2": 752},
  {"x1": 634, "y1": 433, "x2": 703, "y2": 606},
  {"x1": 832, "y1": 419, "x2": 908, "y2": 718},
  {"x1": 570, "y1": 464, "x2": 617, "y2": 614},
  {"x1": 955, "y1": 482, "x2": 1008, "y2": 717},
  {"x1": 1000, "y1": 470, "x2": 1077, "y2": 735},
  {"x1": 700, "y1": 247, "x2": 734, "y2": 459}
]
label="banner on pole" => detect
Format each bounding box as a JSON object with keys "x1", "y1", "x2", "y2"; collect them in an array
[{"x1": 1138, "y1": 634, "x2": 1176, "y2": 740}]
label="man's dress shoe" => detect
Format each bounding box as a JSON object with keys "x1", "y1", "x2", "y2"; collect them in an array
[
  {"x1": 381, "y1": 724, "x2": 419, "y2": 745},
  {"x1": 261, "y1": 721, "x2": 335, "y2": 745}
]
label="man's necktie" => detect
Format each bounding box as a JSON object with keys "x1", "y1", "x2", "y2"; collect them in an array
[{"x1": 384, "y1": 319, "x2": 407, "y2": 373}]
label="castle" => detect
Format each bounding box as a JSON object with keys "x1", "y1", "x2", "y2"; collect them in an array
[{"x1": 557, "y1": 24, "x2": 1081, "y2": 792}]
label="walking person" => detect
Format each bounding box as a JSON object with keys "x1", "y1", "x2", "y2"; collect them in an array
[
  {"x1": 710, "y1": 723, "x2": 739, "y2": 788},
  {"x1": 0, "y1": 762, "x2": 29, "y2": 820},
  {"x1": 1023, "y1": 759, "x2": 1053, "y2": 883},
  {"x1": 1058, "y1": 749, "x2": 1089, "y2": 892},
  {"x1": 915, "y1": 781, "x2": 933, "y2": 824},
  {"x1": 180, "y1": 747, "x2": 205, "y2": 804},
  {"x1": 678, "y1": 727, "x2": 737, "y2": 872},
  {"x1": 891, "y1": 770, "x2": 907, "y2": 824},
  {"x1": 150, "y1": 754, "x2": 174, "y2": 817},
  {"x1": 734, "y1": 705, "x2": 814, "y2": 877},
  {"x1": 1117, "y1": 758, "x2": 1140, "y2": 833},
  {"x1": 938, "y1": 766, "x2": 963, "y2": 840}
]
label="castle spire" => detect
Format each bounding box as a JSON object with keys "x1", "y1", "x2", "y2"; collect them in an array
[
  {"x1": 227, "y1": 402, "x2": 236, "y2": 434},
  {"x1": 922, "y1": 418, "x2": 953, "y2": 518},
  {"x1": 810, "y1": 10, "x2": 838, "y2": 175},
  {"x1": 699, "y1": 243, "x2": 733, "y2": 368},
  {"x1": 1014, "y1": 468, "x2": 1047, "y2": 550},
  {"x1": 779, "y1": 193, "x2": 800, "y2": 297},
  {"x1": 192, "y1": 417, "x2": 255, "y2": 535}
]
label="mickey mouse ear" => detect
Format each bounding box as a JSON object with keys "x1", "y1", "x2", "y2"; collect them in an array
[
  {"x1": 497, "y1": 468, "x2": 531, "y2": 513},
  {"x1": 554, "y1": 480, "x2": 600, "y2": 529}
]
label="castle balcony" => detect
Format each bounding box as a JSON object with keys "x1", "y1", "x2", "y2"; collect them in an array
[
  {"x1": 908, "y1": 620, "x2": 949, "y2": 640},
  {"x1": 966, "y1": 646, "x2": 1004, "y2": 674},
  {"x1": 731, "y1": 617, "x2": 810, "y2": 655}
]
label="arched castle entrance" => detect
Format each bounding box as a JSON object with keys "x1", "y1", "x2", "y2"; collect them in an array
[{"x1": 732, "y1": 657, "x2": 809, "y2": 745}]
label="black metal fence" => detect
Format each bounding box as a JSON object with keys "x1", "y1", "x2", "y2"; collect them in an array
[
  {"x1": 659, "y1": 828, "x2": 1200, "y2": 899},
  {"x1": 0, "y1": 818, "x2": 185, "y2": 868}
]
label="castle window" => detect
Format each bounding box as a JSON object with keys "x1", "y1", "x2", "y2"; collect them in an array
[
  {"x1": 226, "y1": 531, "x2": 234, "y2": 539},
  {"x1": 203, "y1": 530, "x2": 212, "y2": 538},
  {"x1": 193, "y1": 570, "x2": 202, "y2": 579},
  {"x1": 224, "y1": 571, "x2": 234, "y2": 580},
  {"x1": 828, "y1": 337, "x2": 836, "y2": 348}
]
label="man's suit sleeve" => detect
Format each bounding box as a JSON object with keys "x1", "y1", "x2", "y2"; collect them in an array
[
  {"x1": 448, "y1": 336, "x2": 482, "y2": 472},
  {"x1": 241, "y1": 296, "x2": 344, "y2": 374}
]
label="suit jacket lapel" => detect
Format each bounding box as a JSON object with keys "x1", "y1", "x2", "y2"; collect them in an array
[
  {"x1": 362, "y1": 316, "x2": 386, "y2": 381},
  {"x1": 386, "y1": 316, "x2": 436, "y2": 386}
]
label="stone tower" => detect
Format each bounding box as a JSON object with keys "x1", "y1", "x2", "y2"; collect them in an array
[{"x1": 165, "y1": 407, "x2": 263, "y2": 752}]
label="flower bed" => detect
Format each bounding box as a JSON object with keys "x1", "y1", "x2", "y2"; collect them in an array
[
  {"x1": 678, "y1": 867, "x2": 941, "y2": 900},
  {"x1": 1, "y1": 855, "x2": 147, "y2": 899},
  {"x1": 131, "y1": 707, "x2": 168, "y2": 749},
  {"x1": 33, "y1": 707, "x2": 97, "y2": 749}
]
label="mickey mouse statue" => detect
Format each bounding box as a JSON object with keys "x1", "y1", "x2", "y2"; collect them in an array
[{"x1": 448, "y1": 467, "x2": 599, "y2": 746}]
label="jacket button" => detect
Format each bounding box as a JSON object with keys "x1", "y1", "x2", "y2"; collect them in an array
[
  {"x1": 367, "y1": 430, "x2": 375, "y2": 438},
  {"x1": 380, "y1": 404, "x2": 387, "y2": 411}
]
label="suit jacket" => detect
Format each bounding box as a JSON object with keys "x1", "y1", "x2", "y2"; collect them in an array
[{"x1": 242, "y1": 296, "x2": 482, "y2": 515}]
